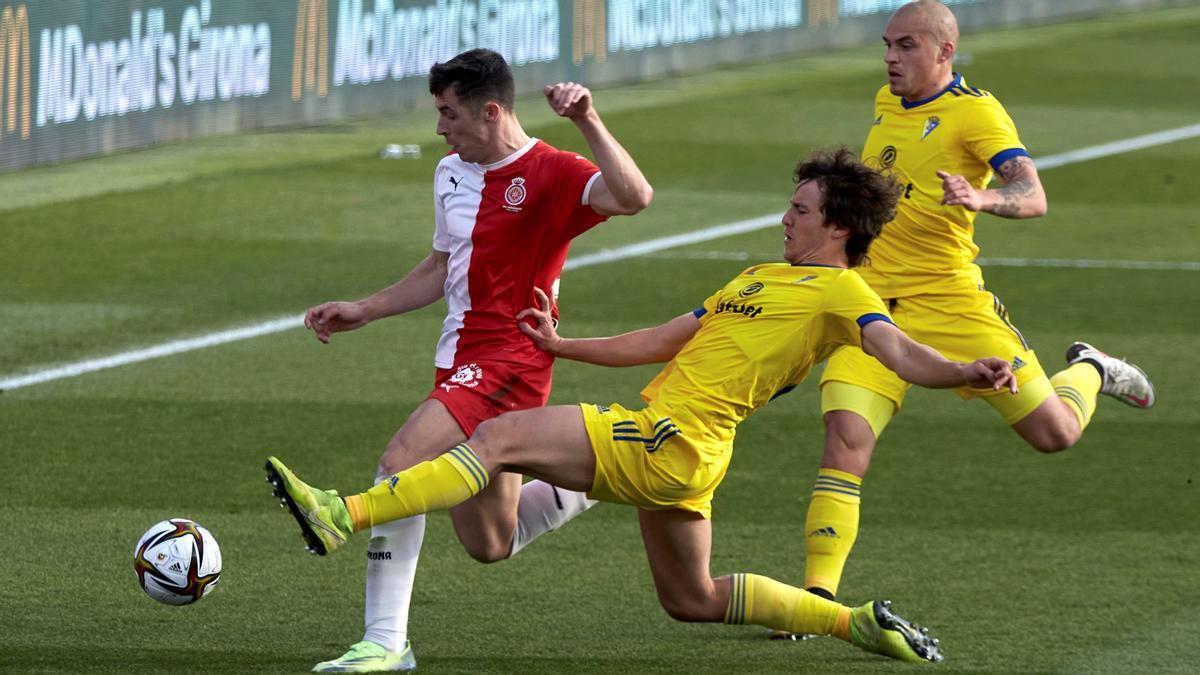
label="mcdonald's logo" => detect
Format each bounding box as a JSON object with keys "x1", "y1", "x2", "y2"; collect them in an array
[
  {"x1": 807, "y1": 0, "x2": 838, "y2": 29},
  {"x1": 0, "y1": 3, "x2": 31, "y2": 140},
  {"x1": 292, "y1": 0, "x2": 328, "y2": 100},
  {"x1": 572, "y1": 0, "x2": 606, "y2": 65}
]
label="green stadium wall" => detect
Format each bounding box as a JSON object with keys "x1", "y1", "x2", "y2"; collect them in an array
[{"x1": 0, "y1": 0, "x2": 1192, "y2": 171}]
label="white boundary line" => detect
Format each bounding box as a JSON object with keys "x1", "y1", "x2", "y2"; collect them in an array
[
  {"x1": 4, "y1": 123, "x2": 1199, "y2": 391},
  {"x1": 639, "y1": 250, "x2": 1200, "y2": 271},
  {"x1": 979, "y1": 257, "x2": 1200, "y2": 271},
  {"x1": 0, "y1": 316, "x2": 305, "y2": 390},
  {"x1": 1035, "y1": 123, "x2": 1200, "y2": 170}
]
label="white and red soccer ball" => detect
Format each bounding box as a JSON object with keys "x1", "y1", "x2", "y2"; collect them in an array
[{"x1": 134, "y1": 518, "x2": 222, "y2": 605}]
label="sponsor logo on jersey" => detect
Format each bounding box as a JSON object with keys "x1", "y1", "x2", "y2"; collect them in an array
[
  {"x1": 448, "y1": 175, "x2": 462, "y2": 190},
  {"x1": 503, "y1": 177, "x2": 527, "y2": 211},
  {"x1": 922, "y1": 115, "x2": 941, "y2": 140},
  {"x1": 715, "y1": 300, "x2": 763, "y2": 318},
  {"x1": 738, "y1": 282, "x2": 764, "y2": 297},
  {"x1": 1012, "y1": 356, "x2": 1027, "y2": 371},
  {"x1": 440, "y1": 363, "x2": 484, "y2": 391},
  {"x1": 879, "y1": 145, "x2": 897, "y2": 169}
]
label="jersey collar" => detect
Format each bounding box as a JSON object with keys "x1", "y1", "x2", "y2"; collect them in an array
[
  {"x1": 481, "y1": 137, "x2": 539, "y2": 171},
  {"x1": 900, "y1": 72, "x2": 962, "y2": 110}
]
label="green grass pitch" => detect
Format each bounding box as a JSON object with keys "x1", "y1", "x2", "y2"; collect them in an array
[{"x1": 2, "y1": 6, "x2": 1199, "y2": 673}]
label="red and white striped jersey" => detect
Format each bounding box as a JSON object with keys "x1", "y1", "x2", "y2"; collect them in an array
[{"x1": 432, "y1": 138, "x2": 606, "y2": 370}]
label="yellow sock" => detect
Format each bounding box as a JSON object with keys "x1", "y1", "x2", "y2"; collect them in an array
[
  {"x1": 349, "y1": 444, "x2": 490, "y2": 529},
  {"x1": 725, "y1": 573, "x2": 850, "y2": 638},
  {"x1": 1050, "y1": 362, "x2": 1101, "y2": 430},
  {"x1": 803, "y1": 468, "x2": 862, "y2": 597}
]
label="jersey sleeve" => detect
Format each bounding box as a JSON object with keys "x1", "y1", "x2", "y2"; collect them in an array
[
  {"x1": 963, "y1": 97, "x2": 1030, "y2": 171},
  {"x1": 431, "y1": 165, "x2": 450, "y2": 252},
  {"x1": 555, "y1": 152, "x2": 610, "y2": 239},
  {"x1": 693, "y1": 286, "x2": 725, "y2": 325},
  {"x1": 823, "y1": 272, "x2": 893, "y2": 348}
]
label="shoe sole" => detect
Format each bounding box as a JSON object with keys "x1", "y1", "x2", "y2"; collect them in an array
[
  {"x1": 264, "y1": 460, "x2": 330, "y2": 556},
  {"x1": 874, "y1": 600, "x2": 944, "y2": 663}
]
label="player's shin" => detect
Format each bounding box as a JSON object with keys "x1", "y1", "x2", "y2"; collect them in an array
[
  {"x1": 347, "y1": 444, "x2": 491, "y2": 529},
  {"x1": 724, "y1": 573, "x2": 850, "y2": 638},
  {"x1": 508, "y1": 480, "x2": 596, "y2": 557},
  {"x1": 1050, "y1": 362, "x2": 1101, "y2": 430},
  {"x1": 362, "y1": 471, "x2": 425, "y2": 652},
  {"x1": 803, "y1": 468, "x2": 862, "y2": 597}
]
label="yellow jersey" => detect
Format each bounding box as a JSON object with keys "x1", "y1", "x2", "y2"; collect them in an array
[
  {"x1": 639, "y1": 263, "x2": 892, "y2": 450},
  {"x1": 859, "y1": 74, "x2": 1030, "y2": 298}
]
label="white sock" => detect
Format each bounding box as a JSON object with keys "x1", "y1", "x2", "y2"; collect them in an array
[
  {"x1": 508, "y1": 480, "x2": 596, "y2": 558},
  {"x1": 362, "y1": 473, "x2": 425, "y2": 652}
]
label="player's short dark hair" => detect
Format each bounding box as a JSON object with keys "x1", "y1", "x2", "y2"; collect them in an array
[
  {"x1": 793, "y1": 147, "x2": 902, "y2": 267},
  {"x1": 428, "y1": 49, "x2": 515, "y2": 114}
]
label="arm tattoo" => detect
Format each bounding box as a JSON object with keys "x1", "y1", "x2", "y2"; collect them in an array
[{"x1": 987, "y1": 155, "x2": 1038, "y2": 218}]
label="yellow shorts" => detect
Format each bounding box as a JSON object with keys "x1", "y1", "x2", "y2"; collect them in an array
[
  {"x1": 820, "y1": 281, "x2": 1053, "y2": 426},
  {"x1": 581, "y1": 402, "x2": 730, "y2": 519}
]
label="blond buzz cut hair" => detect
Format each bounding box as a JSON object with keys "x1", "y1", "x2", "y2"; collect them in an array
[{"x1": 895, "y1": 0, "x2": 959, "y2": 45}]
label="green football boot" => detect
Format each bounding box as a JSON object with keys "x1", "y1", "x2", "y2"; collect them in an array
[
  {"x1": 849, "y1": 600, "x2": 943, "y2": 663},
  {"x1": 313, "y1": 640, "x2": 417, "y2": 673},
  {"x1": 265, "y1": 456, "x2": 352, "y2": 555}
]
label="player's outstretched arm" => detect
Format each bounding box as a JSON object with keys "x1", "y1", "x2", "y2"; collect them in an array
[
  {"x1": 543, "y1": 82, "x2": 652, "y2": 216},
  {"x1": 937, "y1": 155, "x2": 1047, "y2": 218},
  {"x1": 304, "y1": 250, "x2": 448, "y2": 344},
  {"x1": 517, "y1": 287, "x2": 698, "y2": 366},
  {"x1": 861, "y1": 320, "x2": 1018, "y2": 392}
]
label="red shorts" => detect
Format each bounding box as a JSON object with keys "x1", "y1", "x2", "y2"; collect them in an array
[{"x1": 427, "y1": 359, "x2": 553, "y2": 436}]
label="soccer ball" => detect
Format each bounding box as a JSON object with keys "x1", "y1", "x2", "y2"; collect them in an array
[{"x1": 133, "y1": 518, "x2": 222, "y2": 605}]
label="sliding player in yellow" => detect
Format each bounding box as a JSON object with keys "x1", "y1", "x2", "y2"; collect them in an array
[
  {"x1": 798, "y1": 0, "x2": 1156, "y2": 606},
  {"x1": 266, "y1": 149, "x2": 1019, "y2": 665}
]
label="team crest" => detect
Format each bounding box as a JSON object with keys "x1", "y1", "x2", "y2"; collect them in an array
[
  {"x1": 441, "y1": 363, "x2": 484, "y2": 391},
  {"x1": 921, "y1": 116, "x2": 941, "y2": 140},
  {"x1": 504, "y1": 177, "x2": 527, "y2": 209}
]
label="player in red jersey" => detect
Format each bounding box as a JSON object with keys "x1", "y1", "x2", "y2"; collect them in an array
[{"x1": 300, "y1": 49, "x2": 653, "y2": 673}]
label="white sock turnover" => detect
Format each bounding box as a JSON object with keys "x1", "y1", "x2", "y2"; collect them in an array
[{"x1": 508, "y1": 480, "x2": 596, "y2": 558}]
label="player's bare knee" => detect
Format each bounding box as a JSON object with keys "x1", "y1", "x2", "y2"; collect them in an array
[
  {"x1": 1025, "y1": 417, "x2": 1079, "y2": 453},
  {"x1": 656, "y1": 588, "x2": 723, "y2": 623},
  {"x1": 460, "y1": 534, "x2": 511, "y2": 564},
  {"x1": 377, "y1": 440, "x2": 415, "y2": 476},
  {"x1": 822, "y1": 411, "x2": 876, "y2": 472},
  {"x1": 658, "y1": 596, "x2": 709, "y2": 623},
  {"x1": 469, "y1": 416, "x2": 519, "y2": 461},
  {"x1": 1029, "y1": 426, "x2": 1077, "y2": 453}
]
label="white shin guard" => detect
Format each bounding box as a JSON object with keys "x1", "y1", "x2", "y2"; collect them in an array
[{"x1": 509, "y1": 480, "x2": 596, "y2": 558}]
